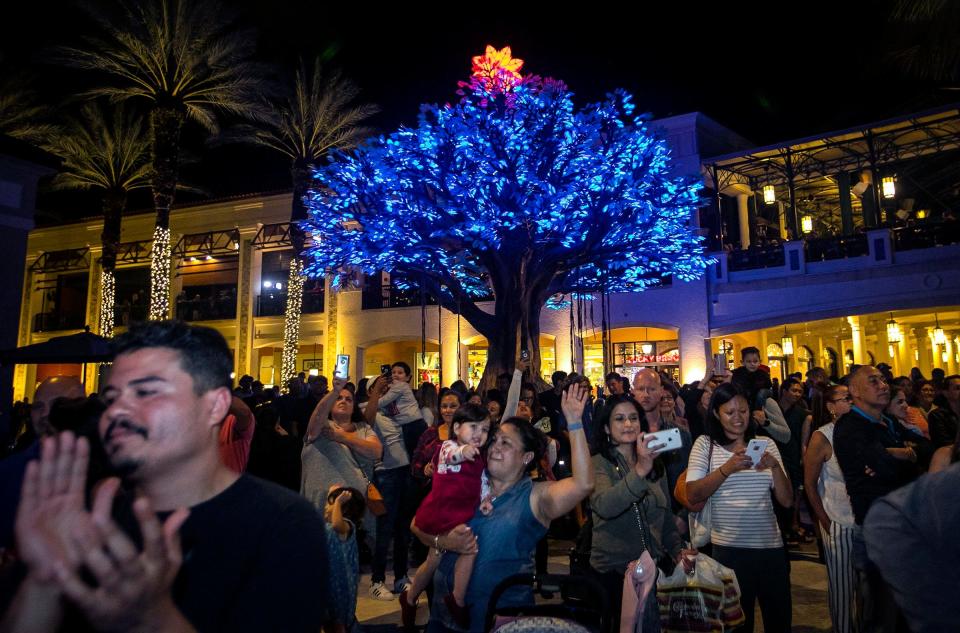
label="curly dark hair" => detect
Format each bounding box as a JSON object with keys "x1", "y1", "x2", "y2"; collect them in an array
[{"x1": 112, "y1": 320, "x2": 232, "y2": 395}]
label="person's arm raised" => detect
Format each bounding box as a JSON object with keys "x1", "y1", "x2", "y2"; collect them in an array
[
  {"x1": 304, "y1": 377, "x2": 347, "y2": 443},
  {"x1": 532, "y1": 383, "x2": 594, "y2": 524},
  {"x1": 363, "y1": 377, "x2": 388, "y2": 426}
]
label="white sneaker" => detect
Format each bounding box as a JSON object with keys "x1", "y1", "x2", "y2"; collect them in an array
[
  {"x1": 369, "y1": 581, "x2": 395, "y2": 601},
  {"x1": 393, "y1": 576, "x2": 412, "y2": 593}
]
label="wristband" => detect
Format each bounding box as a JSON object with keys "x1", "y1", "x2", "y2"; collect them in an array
[
  {"x1": 433, "y1": 534, "x2": 446, "y2": 556},
  {"x1": 568, "y1": 422, "x2": 583, "y2": 432},
  {"x1": 718, "y1": 466, "x2": 728, "y2": 478}
]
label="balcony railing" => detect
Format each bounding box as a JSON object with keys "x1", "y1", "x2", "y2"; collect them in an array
[
  {"x1": 113, "y1": 304, "x2": 149, "y2": 327},
  {"x1": 33, "y1": 312, "x2": 85, "y2": 333},
  {"x1": 176, "y1": 294, "x2": 237, "y2": 322},
  {"x1": 892, "y1": 221, "x2": 960, "y2": 251},
  {"x1": 256, "y1": 290, "x2": 324, "y2": 317},
  {"x1": 803, "y1": 234, "x2": 869, "y2": 262},
  {"x1": 727, "y1": 244, "x2": 786, "y2": 272}
]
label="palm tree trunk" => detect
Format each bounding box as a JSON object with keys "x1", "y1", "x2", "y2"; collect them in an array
[
  {"x1": 148, "y1": 105, "x2": 186, "y2": 320},
  {"x1": 280, "y1": 162, "x2": 313, "y2": 390},
  {"x1": 98, "y1": 188, "x2": 126, "y2": 338}
]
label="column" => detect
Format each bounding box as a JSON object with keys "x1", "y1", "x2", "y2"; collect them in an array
[
  {"x1": 440, "y1": 310, "x2": 460, "y2": 386},
  {"x1": 945, "y1": 333, "x2": 958, "y2": 376},
  {"x1": 915, "y1": 329, "x2": 932, "y2": 377},
  {"x1": 848, "y1": 316, "x2": 866, "y2": 365},
  {"x1": 928, "y1": 328, "x2": 944, "y2": 371},
  {"x1": 233, "y1": 230, "x2": 256, "y2": 379},
  {"x1": 326, "y1": 276, "x2": 339, "y2": 375},
  {"x1": 84, "y1": 248, "x2": 102, "y2": 394},
  {"x1": 13, "y1": 260, "x2": 37, "y2": 402},
  {"x1": 736, "y1": 193, "x2": 750, "y2": 249},
  {"x1": 896, "y1": 331, "x2": 913, "y2": 378},
  {"x1": 837, "y1": 171, "x2": 854, "y2": 235}
]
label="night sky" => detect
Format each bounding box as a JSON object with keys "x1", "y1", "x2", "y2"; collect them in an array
[{"x1": 2, "y1": 1, "x2": 953, "y2": 223}]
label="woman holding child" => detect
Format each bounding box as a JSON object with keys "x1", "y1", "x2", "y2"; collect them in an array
[{"x1": 413, "y1": 380, "x2": 595, "y2": 633}]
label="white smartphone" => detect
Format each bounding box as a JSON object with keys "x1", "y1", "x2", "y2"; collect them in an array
[
  {"x1": 334, "y1": 354, "x2": 350, "y2": 381},
  {"x1": 746, "y1": 438, "x2": 769, "y2": 467},
  {"x1": 645, "y1": 428, "x2": 682, "y2": 455}
]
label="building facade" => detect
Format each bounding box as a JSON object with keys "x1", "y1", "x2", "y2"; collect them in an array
[{"x1": 15, "y1": 108, "x2": 960, "y2": 400}]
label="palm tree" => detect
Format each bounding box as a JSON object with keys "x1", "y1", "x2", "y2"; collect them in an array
[
  {"x1": 244, "y1": 57, "x2": 377, "y2": 386},
  {"x1": 0, "y1": 60, "x2": 57, "y2": 144},
  {"x1": 56, "y1": 0, "x2": 267, "y2": 319},
  {"x1": 890, "y1": 0, "x2": 960, "y2": 84},
  {"x1": 43, "y1": 103, "x2": 152, "y2": 338}
]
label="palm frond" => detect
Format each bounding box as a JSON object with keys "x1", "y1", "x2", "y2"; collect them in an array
[
  {"x1": 54, "y1": 0, "x2": 269, "y2": 133},
  {"x1": 0, "y1": 74, "x2": 58, "y2": 144},
  {"x1": 243, "y1": 57, "x2": 379, "y2": 163},
  {"x1": 43, "y1": 102, "x2": 152, "y2": 193}
]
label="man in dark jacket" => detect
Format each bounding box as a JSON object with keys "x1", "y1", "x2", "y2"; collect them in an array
[
  {"x1": 834, "y1": 365, "x2": 932, "y2": 633},
  {"x1": 927, "y1": 374, "x2": 959, "y2": 447}
]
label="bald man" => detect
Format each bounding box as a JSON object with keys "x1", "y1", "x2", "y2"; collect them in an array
[
  {"x1": 0, "y1": 376, "x2": 85, "y2": 547},
  {"x1": 833, "y1": 365, "x2": 932, "y2": 633}
]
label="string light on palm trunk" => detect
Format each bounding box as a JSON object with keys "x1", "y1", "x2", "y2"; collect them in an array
[
  {"x1": 99, "y1": 269, "x2": 116, "y2": 338},
  {"x1": 280, "y1": 258, "x2": 306, "y2": 392},
  {"x1": 148, "y1": 226, "x2": 171, "y2": 319}
]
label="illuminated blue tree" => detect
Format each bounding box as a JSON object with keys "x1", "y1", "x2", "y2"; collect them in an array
[{"x1": 302, "y1": 47, "x2": 711, "y2": 386}]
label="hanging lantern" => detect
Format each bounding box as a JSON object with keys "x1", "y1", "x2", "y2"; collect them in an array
[
  {"x1": 886, "y1": 313, "x2": 901, "y2": 344},
  {"x1": 763, "y1": 185, "x2": 776, "y2": 204},
  {"x1": 781, "y1": 327, "x2": 794, "y2": 355},
  {"x1": 640, "y1": 342, "x2": 654, "y2": 355},
  {"x1": 916, "y1": 210, "x2": 927, "y2": 219},
  {"x1": 933, "y1": 313, "x2": 946, "y2": 346},
  {"x1": 801, "y1": 215, "x2": 813, "y2": 233},
  {"x1": 881, "y1": 176, "x2": 896, "y2": 199},
  {"x1": 888, "y1": 344, "x2": 895, "y2": 358},
  {"x1": 942, "y1": 349, "x2": 949, "y2": 363}
]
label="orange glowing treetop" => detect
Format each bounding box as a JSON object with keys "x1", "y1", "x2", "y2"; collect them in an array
[{"x1": 470, "y1": 45, "x2": 524, "y2": 93}]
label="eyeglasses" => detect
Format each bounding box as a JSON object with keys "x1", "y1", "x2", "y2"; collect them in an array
[{"x1": 830, "y1": 395, "x2": 852, "y2": 403}]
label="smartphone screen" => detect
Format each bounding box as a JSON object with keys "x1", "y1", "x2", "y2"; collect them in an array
[{"x1": 334, "y1": 354, "x2": 350, "y2": 380}]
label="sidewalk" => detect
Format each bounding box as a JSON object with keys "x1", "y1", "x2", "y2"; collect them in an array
[{"x1": 356, "y1": 540, "x2": 831, "y2": 632}]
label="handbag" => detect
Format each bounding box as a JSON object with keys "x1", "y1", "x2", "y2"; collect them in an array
[
  {"x1": 344, "y1": 435, "x2": 388, "y2": 516},
  {"x1": 365, "y1": 480, "x2": 387, "y2": 516},
  {"x1": 686, "y1": 441, "x2": 715, "y2": 548}
]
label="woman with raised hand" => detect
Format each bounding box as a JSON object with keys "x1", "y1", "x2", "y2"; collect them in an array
[{"x1": 416, "y1": 383, "x2": 595, "y2": 632}]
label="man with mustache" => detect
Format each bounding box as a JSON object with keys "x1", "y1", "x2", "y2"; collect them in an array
[{"x1": 1, "y1": 321, "x2": 328, "y2": 632}]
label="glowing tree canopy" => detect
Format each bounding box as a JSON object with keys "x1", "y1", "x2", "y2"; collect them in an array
[{"x1": 302, "y1": 47, "x2": 710, "y2": 386}]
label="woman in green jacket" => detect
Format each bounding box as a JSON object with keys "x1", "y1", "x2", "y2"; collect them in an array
[{"x1": 589, "y1": 394, "x2": 686, "y2": 632}]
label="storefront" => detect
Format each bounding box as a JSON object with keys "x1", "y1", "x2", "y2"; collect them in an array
[
  {"x1": 465, "y1": 336, "x2": 557, "y2": 388},
  {"x1": 583, "y1": 326, "x2": 681, "y2": 388}
]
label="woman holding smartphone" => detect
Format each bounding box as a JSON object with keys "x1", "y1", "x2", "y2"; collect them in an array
[
  {"x1": 589, "y1": 394, "x2": 692, "y2": 632},
  {"x1": 684, "y1": 383, "x2": 794, "y2": 633}
]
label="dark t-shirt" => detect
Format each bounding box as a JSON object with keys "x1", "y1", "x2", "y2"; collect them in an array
[
  {"x1": 165, "y1": 475, "x2": 328, "y2": 632},
  {"x1": 53, "y1": 474, "x2": 329, "y2": 632}
]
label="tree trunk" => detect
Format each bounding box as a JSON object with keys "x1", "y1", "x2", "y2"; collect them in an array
[
  {"x1": 100, "y1": 189, "x2": 126, "y2": 274},
  {"x1": 279, "y1": 162, "x2": 313, "y2": 391},
  {"x1": 147, "y1": 105, "x2": 185, "y2": 319},
  {"x1": 98, "y1": 189, "x2": 126, "y2": 338}
]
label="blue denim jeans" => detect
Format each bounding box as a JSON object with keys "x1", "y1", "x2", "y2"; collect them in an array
[{"x1": 372, "y1": 465, "x2": 413, "y2": 584}]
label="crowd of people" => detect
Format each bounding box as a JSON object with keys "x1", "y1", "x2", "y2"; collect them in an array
[{"x1": 0, "y1": 322, "x2": 957, "y2": 633}]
